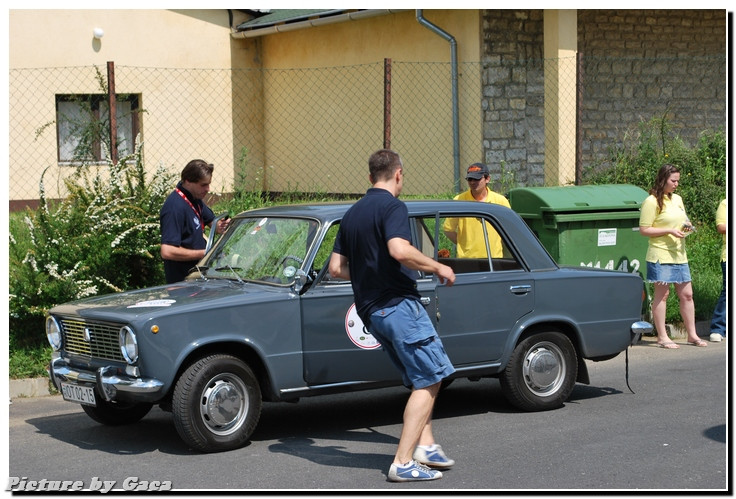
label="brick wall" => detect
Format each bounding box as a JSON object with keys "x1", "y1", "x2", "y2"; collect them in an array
[
  {"x1": 480, "y1": 9, "x2": 726, "y2": 187},
  {"x1": 577, "y1": 10, "x2": 726, "y2": 170},
  {"x1": 481, "y1": 10, "x2": 545, "y2": 186}
]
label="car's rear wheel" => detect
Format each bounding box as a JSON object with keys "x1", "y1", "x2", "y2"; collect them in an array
[
  {"x1": 172, "y1": 354, "x2": 262, "y2": 453},
  {"x1": 499, "y1": 331, "x2": 577, "y2": 411},
  {"x1": 82, "y1": 398, "x2": 152, "y2": 425}
]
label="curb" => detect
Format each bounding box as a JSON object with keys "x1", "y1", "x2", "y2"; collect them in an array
[
  {"x1": 9, "y1": 321, "x2": 713, "y2": 400},
  {"x1": 9, "y1": 377, "x2": 56, "y2": 400},
  {"x1": 665, "y1": 320, "x2": 712, "y2": 339}
]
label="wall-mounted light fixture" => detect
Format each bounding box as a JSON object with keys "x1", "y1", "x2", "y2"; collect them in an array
[{"x1": 93, "y1": 27, "x2": 105, "y2": 39}]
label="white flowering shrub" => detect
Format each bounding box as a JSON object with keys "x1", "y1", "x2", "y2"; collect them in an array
[{"x1": 9, "y1": 138, "x2": 176, "y2": 348}]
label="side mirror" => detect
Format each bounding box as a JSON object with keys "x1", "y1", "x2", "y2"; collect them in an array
[{"x1": 292, "y1": 269, "x2": 312, "y2": 294}]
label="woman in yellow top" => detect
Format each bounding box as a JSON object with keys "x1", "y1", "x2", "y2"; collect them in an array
[{"x1": 639, "y1": 164, "x2": 706, "y2": 349}]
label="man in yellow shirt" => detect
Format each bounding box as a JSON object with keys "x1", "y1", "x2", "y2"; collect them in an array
[{"x1": 443, "y1": 163, "x2": 510, "y2": 258}]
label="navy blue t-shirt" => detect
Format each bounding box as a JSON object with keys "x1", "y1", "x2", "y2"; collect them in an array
[
  {"x1": 159, "y1": 183, "x2": 215, "y2": 283},
  {"x1": 333, "y1": 188, "x2": 420, "y2": 323}
]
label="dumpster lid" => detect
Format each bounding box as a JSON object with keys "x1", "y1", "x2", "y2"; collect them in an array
[{"x1": 509, "y1": 184, "x2": 648, "y2": 215}]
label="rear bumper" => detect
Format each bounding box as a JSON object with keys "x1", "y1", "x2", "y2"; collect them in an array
[
  {"x1": 630, "y1": 320, "x2": 653, "y2": 345},
  {"x1": 48, "y1": 354, "x2": 165, "y2": 403}
]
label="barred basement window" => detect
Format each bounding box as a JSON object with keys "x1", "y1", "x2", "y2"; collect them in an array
[{"x1": 56, "y1": 94, "x2": 140, "y2": 164}]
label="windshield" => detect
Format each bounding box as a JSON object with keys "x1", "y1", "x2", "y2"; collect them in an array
[{"x1": 203, "y1": 216, "x2": 319, "y2": 284}]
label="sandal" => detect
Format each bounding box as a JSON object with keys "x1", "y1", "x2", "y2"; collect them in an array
[
  {"x1": 687, "y1": 339, "x2": 708, "y2": 347},
  {"x1": 657, "y1": 342, "x2": 679, "y2": 349}
]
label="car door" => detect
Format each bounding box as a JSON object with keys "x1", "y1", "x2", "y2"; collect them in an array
[
  {"x1": 429, "y1": 212, "x2": 535, "y2": 364},
  {"x1": 300, "y1": 222, "x2": 400, "y2": 385}
]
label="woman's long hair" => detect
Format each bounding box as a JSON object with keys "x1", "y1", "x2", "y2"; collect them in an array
[{"x1": 650, "y1": 164, "x2": 680, "y2": 212}]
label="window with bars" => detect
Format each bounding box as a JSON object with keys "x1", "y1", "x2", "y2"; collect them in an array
[{"x1": 56, "y1": 94, "x2": 140, "y2": 164}]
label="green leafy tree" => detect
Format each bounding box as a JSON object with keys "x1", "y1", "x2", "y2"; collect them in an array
[
  {"x1": 582, "y1": 113, "x2": 726, "y2": 325},
  {"x1": 9, "y1": 138, "x2": 176, "y2": 349}
]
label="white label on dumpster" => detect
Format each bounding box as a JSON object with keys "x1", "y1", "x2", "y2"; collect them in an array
[{"x1": 597, "y1": 228, "x2": 617, "y2": 247}]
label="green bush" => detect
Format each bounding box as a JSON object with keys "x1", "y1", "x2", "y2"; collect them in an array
[
  {"x1": 9, "y1": 140, "x2": 176, "y2": 350},
  {"x1": 583, "y1": 114, "x2": 726, "y2": 324}
]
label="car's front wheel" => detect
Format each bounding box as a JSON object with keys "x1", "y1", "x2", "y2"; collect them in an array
[
  {"x1": 172, "y1": 354, "x2": 262, "y2": 453},
  {"x1": 499, "y1": 331, "x2": 577, "y2": 411}
]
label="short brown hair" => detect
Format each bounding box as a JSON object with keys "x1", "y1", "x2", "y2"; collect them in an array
[
  {"x1": 181, "y1": 159, "x2": 214, "y2": 183},
  {"x1": 369, "y1": 149, "x2": 402, "y2": 183}
]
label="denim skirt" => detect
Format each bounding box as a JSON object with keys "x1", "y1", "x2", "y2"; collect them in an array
[{"x1": 646, "y1": 261, "x2": 692, "y2": 284}]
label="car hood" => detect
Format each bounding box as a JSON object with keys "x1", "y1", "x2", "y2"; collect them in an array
[{"x1": 49, "y1": 279, "x2": 292, "y2": 322}]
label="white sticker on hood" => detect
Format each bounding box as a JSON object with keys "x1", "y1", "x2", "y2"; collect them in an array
[{"x1": 127, "y1": 299, "x2": 177, "y2": 308}]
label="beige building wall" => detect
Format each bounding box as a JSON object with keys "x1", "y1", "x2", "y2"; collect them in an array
[
  {"x1": 10, "y1": 9, "x2": 483, "y2": 202},
  {"x1": 543, "y1": 9, "x2": 577, "y2": 186},
  {"x1": 9, "y1": 9, "x2": 251, "y2": 201},
  {"x1": 251, "y1": 10, "x2": 482, "y2": 195}
]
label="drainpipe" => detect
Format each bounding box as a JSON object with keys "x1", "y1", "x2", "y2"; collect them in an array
[{"x1": 416, "y1": 10, "x2": 460, "y2": 192}]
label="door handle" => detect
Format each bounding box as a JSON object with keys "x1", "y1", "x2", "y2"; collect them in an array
[{"x1": 510, "y1": 285, "x2": 531, "y2": 295}]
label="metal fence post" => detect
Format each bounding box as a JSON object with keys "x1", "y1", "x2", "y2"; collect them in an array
[
  {"x1": 106, "y1": 61, "x2": 118, "y2": 165},
  {"x1": 384, "y1": 58, "x2": 391, "y2": 150}
]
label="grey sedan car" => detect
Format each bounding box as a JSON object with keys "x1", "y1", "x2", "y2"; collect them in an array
[{"x1": 47, "y1": 200, "x2": 651, "y2": 452}]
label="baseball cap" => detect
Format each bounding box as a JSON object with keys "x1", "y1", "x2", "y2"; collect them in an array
[{"x1": 466, "y1": 163, "x2": 489, "y2": 180}]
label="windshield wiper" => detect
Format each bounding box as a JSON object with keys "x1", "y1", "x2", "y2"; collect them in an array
[
  {"x1": 215, "y1": 265, "x2": 246, "y2": 285},
  {"x1": 194, "y1": 265, "x2": 208, "y2": 281}
]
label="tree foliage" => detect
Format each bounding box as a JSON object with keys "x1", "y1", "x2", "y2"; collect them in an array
[{"x1": 9, "y1": 139, "x2": 176, "y2": 348}]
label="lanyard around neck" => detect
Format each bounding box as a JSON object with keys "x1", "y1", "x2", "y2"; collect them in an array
[{"x1": 175, "y1": 188, "x2": 204, "y2": 233}]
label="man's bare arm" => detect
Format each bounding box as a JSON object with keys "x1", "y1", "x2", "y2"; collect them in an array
[
  {"x1": 160, "y1": 243, "x2": 206, "y2": 262},
  {"x1": 328, "y1": 252, "x2": 351, "y2": 280},
  {"x1": 387, "y1": 237, "x2": 455, "y2": 286}
]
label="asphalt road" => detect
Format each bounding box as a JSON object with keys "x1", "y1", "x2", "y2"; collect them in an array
[{"x1": 8, "y1": 337, "x2": 729, "y2": 492}]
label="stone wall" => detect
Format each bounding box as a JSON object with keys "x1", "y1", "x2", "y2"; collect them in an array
[
  {"x1": 481, "y1": 10, "x2": 545, "y2": 187},
  {"x1": 577, "y1": 10, "x2": 726, "y2": 171},
  {"x1": 480, "y1": 9, "x2": 726, "y2": 187}
]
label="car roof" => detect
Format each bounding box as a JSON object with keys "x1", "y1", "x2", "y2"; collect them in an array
[
  {"x1": 232, "y1": 199, "x2": 557, "y2": 270},
  {"x1": 235, "y1": 199, "x2": 516, "y2": 221}
]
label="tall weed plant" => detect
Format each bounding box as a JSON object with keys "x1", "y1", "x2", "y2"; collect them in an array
[
  {"x1": 583, "y1": 113, "x2": 726, "y2": 324},
  {"x1": 9, "y1": 139, "x2": 176, "y2": 349}
]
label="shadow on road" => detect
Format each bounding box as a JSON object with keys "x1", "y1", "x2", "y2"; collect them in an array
[
  {"x1": 21, "y1": 378, "x2": 626, "y2": 456},
  {"x1": 24, "y1": 408, "x2": 192, "y2": 456}
]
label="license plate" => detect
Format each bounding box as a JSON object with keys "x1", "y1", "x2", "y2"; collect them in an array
[{"x1": 60, "y1": 382, "x2": 96, "y2": 406}]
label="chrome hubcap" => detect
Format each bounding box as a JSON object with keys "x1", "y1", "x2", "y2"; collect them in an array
[
  {"x1": 200, "y1": 374, "x2": 248, "y2": 435},
  {"x1": 522, "y1": 342, "x2": 564, "y2": 396}
]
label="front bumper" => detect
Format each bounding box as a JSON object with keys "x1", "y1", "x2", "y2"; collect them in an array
[{"x1": 48, "y1": 354, "x2": 165, "y2": 403}]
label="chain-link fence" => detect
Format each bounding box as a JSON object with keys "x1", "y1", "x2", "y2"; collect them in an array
[{"x1": 9, "y1": 54, "x2": 725, "y2": 207}]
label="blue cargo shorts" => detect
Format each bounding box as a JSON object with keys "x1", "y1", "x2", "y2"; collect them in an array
[{"x1": 368, "y1": 298, "x2": 455, "y2": 389}]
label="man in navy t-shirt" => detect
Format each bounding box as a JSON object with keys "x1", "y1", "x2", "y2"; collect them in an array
[
  {"x1": 159, "y1": 159, "x2": 229, "y2": 283},
  {"x1": 329, "y1": 149, "x2": 457, "y2": 482}
]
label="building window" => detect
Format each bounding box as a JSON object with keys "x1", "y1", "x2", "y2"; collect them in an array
[{"x1": 56, "y1": 94, "x2": 140, "y2": 164}]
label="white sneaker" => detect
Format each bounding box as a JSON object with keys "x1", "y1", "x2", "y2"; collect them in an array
[
  {"x1": 413, "y1": 444, "x2": 455, "y2": 468},
  {"x1": 709, "y1": 333, "x2": 723, "y2": 342},
  {"x1": 388, "y1": 460, "x2": 443, "y2": 482}
]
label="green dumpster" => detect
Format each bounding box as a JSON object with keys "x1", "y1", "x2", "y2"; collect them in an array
[{"x1": 509, "y1": 184, "x2": 649, "y2": 279}]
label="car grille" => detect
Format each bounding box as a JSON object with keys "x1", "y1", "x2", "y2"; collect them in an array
[{"x1": 59, "y1": 317, "x2": 125, "y2": 362}]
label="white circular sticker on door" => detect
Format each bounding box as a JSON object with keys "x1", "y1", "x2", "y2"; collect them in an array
[{"x1": 345, "y1": 303, "x2": 381, "y2": 349}]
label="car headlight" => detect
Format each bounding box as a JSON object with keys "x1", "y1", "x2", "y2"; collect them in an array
[
  {"x1": 119, "y1": 326, "x2": 138, "y2": 364},
  {"x1": 45, "y1": 316, "x2": 62, "y2": 351}
]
